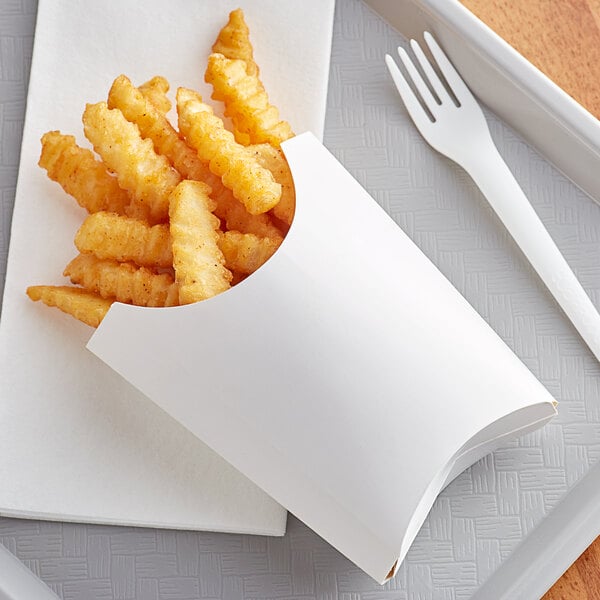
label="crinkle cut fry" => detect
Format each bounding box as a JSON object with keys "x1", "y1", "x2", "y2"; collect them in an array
[
  {"x1": 75, "y1": 211, "x2": 173, "y2": 268},
  {"x1": 26, "y1": 285, "x2": 113, "y2": 328},
  {"x1": 176, "y1": 88, "x2": 281, "y2": 215},
  {"x1": 76, "y1": 208, "x2": 281, "y2": 276},
  {"x1": 212, "y1": 189, "x2": 283, "y2": 238},
  {"x1": 64, "y1": 253, "x2": 179, "y2": 307},
  {"x1": 205, "y1": 54, "x2": 294, "y2": 147},
  {"x1": 248, "y1": 143, "x2": 295, "y2": 226},
  {"x1": 39, "y1": 131, "x2": 130, "y2": 215},
  {"x1": 178, "y1": 162, "x2": 281, "y2": 237},
  {"x1": 218, "y1": 230, "x2": 282, "y2": 275},
  {"x1": 108, "y1": 75, "x2": 212, "y2": 183},
  {"x1": 82, "y1": 102, "x2": 180, "y2": 224},
  {"x1": 212, "y1": 8, "x2": 259, "y2": 77},
  {"x1": 138, "y1": 76, "x2": 172, "y2": 114},
  {"x1": 108, "y1": 77, "x2": 283, "y2": 232},
  {"x1": 169, "y1": 180, "x2": 232, "y2": 304},
  {"x1": 179, "y1": 144, "x2": 282, "y2": 238},
  {"x1": 106, "y1": 76, "x2": 259, "y2": 227}
]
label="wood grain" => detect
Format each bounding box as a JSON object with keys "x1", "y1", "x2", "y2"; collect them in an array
[
  {"x1": 460, "y1": 0, "x2": 600, "y2": 119},
  {"x1": 543, "y1": 536, "x2": 600, "y2": 600}
]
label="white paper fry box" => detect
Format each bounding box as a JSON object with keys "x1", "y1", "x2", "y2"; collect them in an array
[
  {"x1": 89, "y1": 132, "x2": 558, "y2": 584},
  {"x1": 0, "y1": 0, "x2": 333, "y2": 533}
]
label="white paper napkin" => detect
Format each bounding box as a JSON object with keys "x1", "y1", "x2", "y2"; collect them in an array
[{"x1": 0, "y1": 0, "x2": 333, "y2": 534}]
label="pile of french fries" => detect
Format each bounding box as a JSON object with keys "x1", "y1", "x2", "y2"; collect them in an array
[{"x1": 27, "y1": 9, "x2": 295, "y2": 328}]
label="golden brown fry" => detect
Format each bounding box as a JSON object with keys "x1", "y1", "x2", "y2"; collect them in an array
[
  {"x1": 39, "y1": 131, "x2": 130, "y2": 215},
  {"x1": 218, "y1": 230, "x2": 281, "y2": 275},
  {"x1": 177, "y1": 88, "x2": 281, "y2": 215},
  {"x1": 193, "y1": 163, "x2": 283, "y2": 238},
  {"x1": 169, "y1": 180, "x2": 231, "y2": 304},
  {"x1": 230, "y1": 271, "x2": 248, "y2": 286},
  {"x1": 26, "y1": 285, "x2": 113, "y2": 328},
  {"x1": 212, "y1": 8, "x2": 259, "y2": 77},
  {"x1": 64, "y1": 254, "x2": 179, "y2": 307},
  {"x1": 108, "y1": 75, "x2": 264, "y2": 231},
  {"x1": 213, "y1": 190, "x2": 283, "y2": 238},
  {"x1": 248, "y1": 143, "x2": 295, "y2": 225},
  {"x1": 108, "y1": 75, "x2": 211, "y2": 183},
  {"x1": 269, "y1": 213, "x2": 291, "y2": 236},
  {"x1": 138, "y1": 76, "x2": 172, "y2": 114},
  {"x1": 205, "y1": 53, "x2": 294, "y2": 147},
  {"x1": 75, "y1": 211, "x2": 173, "y2": 269},
  {"x1": 123, "y1": 197, "x2": 154, "y2": 223},
  {"x1": 82, "y1": 102, "x2": 180, "y2": 223}
]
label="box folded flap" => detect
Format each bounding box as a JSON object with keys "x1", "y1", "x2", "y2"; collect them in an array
[{"x1": 88, "y1": 132, "x2": 557, "y2": 583}]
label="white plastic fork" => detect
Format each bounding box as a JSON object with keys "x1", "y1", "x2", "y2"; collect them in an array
[{"x1": 386, "y1": 32, "x2": 600, "y2": 363}]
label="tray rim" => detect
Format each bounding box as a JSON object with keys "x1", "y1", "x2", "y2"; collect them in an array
[
  {"x1": 472, "y1": 460, "x2": 600, "y2": 599},
  {"x1": 364, "y1": 0, "x2": 600, "y2": 207}
]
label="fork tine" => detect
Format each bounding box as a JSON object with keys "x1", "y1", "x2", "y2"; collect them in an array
[
  {"x1": 424, "y1": 32, "x2": 474, "y2": 103},
  {"x1": 409, "y1": 39, "x2": 451, "y2": 105},
  {"x1": 385, "y1": 54, "x2": 432, "y2": 125},
  {"x1": 395, "y1": 46, "x2": 438, "y2": 115}
]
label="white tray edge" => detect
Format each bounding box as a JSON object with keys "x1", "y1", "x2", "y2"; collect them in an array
[
  {"x1": 472, "y1": 460, "x2": 600, "y2": 599},
  {"x1": 364, "y1": 0, "x2": 600, "y2": 205},
  {"x1": 0, "y1": 544, "x2": 60, "y2": 600}
]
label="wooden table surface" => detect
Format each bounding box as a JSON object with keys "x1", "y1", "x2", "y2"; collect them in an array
[
  {"x1": 458, "y1": 1, "x2": 600, "y2": 598},
  {"x1": 460, "y1": 0, "x2": 600, "y2": 120}
]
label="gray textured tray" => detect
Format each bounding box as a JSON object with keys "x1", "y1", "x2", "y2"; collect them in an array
[{"x1": 1, "y1": 1, "x2": 599, "y2": 599}]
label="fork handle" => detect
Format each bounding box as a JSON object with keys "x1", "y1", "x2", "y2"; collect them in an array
[{"x1": 463, "y1": 145, "x2": 600, "y2": 362}]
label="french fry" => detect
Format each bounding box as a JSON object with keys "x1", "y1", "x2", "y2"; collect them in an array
[
  {"x1": 138, "y1": 75, "x2": 172, "y2": 114},
  {"x1": 124, "y1": 197, "x2": 154, "y2": 223},
  {"x1": 64, "y1": 254, "x2": 179, "y2": 307},
  {"x1": 26, "y1": 285, "x2": 113, "y2": 328},
  {"x1": 39, "y1": 131, "x2": 130, "y2": 215},
  {"x1": 268, "y1": 213, "x2": 291, "y2": 236},
  {"x1": 176, "y1": 88, "x2": 281, "y2": 215},
  {"x1": 213, "y1": 190, "x2": 283, "y2": 238},
  {"x1": 230, "y1": 271, "x2": 248, "y2": 286},
  {"x1": 169, "y1": 180, "x2": 232, "y2": 304},
  {"x1": 205, "y1": 53, "x2": 294, "y2": 147},
  {"x1": 30, "y1": 9, "x2": 293, "y2": 327},
  {"x1": 212, "y1": 8, "x2": 259, "y2": 77},
  {"x1": 107, "y1": 75, "x2": 281, "y2": 233},
  {"x1": 249, "y1": 143, "x2": 295, "y2": 225},
  {"x1": 218, "y1": 230, "x2": 281, "y2": 275},
  {"x1": 82, "y1": 102, "x2": 180, "y2": 223},
  {"x1": 75, "y1": 211, "x2": 172, "y2": 268},
  {"x1": 108, "y1": 75, "x2": 211, "y2": 183}
]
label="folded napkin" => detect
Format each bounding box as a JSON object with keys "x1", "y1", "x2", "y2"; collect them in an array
[{"x1": 0, "y1": 0, "x2": 333, "y2": 534}]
